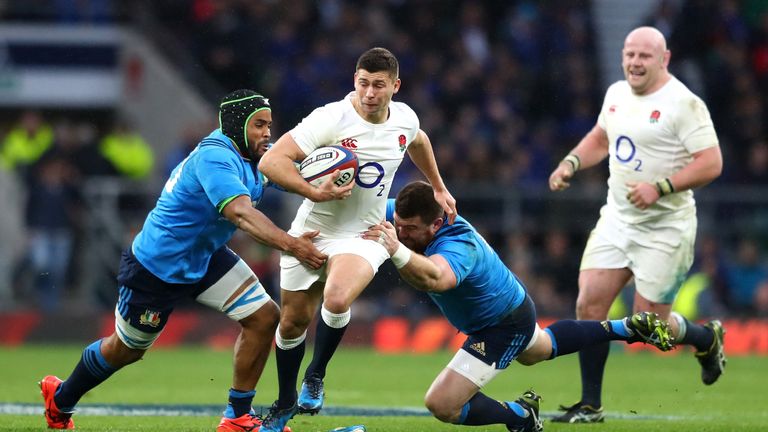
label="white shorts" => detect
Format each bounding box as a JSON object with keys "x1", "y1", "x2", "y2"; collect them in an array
[
  {"x1": 580, "y1": 210, "x2": 696, "y2": 304},
  {"x1": 279, "y1": 237, "x2": 390, "y2": 292},
  {"x1": 195, "y1": 258, "x2": 271, "y2": 321}
]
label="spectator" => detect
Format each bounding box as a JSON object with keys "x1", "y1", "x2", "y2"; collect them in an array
[
  {"x1": 99, "y1": 119, "x2": 155, "y2": 180},
  {"x1": 726, "y1": 238, "x2": 768, "y2": 315},
  {"x1": 534, "y1": 229, "x2": 578, "y2": 312},
  {"x1": 23, "y1": 153, "x2": 78, "y2": 311},
  {"x1": 0, "y1": 110, "x2": 54, "y2": 176}
]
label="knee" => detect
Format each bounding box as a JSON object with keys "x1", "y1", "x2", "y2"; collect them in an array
[
  {"x1": 516, "y1": 353, "x2": 540, "y2": 366},
  {"x1": 278, "y1": 310, "x2": 312, "y2": 338},
  {"x1": 323, "y1": 285, "x2": 352, "y2": 314},
  {"x1": 574, "y1": 297, "x2": 591, "y2": 318},
  {"x1": 242, "y1": 301, "x2": 280, "y2": 333},
  {"x1": 124, "y1": 349, "x2": 146, "y2": 365},
  {"x1": 516, "y1": 339, "x2": 547, "y2": 366},
  {"x1": 575, "y1": 293, "x2": 606, "y2": 319},
  {"x1": 102, "y1": 334, "x2": 146, "y2": 367},
  {"x1": 424, "y1": 395, "x2": 460, "y2": 423},
  {"x1": 322, "y1": 291, "x2": 351, "y2": 314}
]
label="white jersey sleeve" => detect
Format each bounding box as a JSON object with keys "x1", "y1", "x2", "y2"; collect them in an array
[
  {"x1": 287, "y1": 92, "x2": 420, "y2": 238},
  {"x1": 290, "y1": 101, "x2": 345, "y2": 156},
  {"x1": 676, "y1": 95, "x2": 718, "y2": 154},
  {"x1": 599, "y1": 77, "x2": 719, "y2": 225}
]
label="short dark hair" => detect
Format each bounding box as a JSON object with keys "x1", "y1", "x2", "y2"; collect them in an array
[
  {"x1": 356, "y1": 47, "x2": 399, "y2": 81},
  {"x1": 395, "y1": 181, "x2": 444, "y2": 224}
]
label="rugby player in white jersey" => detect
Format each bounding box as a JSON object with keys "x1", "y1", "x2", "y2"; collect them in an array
[
  {"x1": 548, "y1": 26, "x2": 725, "y2": 423},
  {"x1": 257, "y1": 47, "x2": 457, "y2": 432}
]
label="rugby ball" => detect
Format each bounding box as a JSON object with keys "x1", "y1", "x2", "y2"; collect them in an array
[{"x1": 299, "y1": 145, "x2": 358, "y2": 187}]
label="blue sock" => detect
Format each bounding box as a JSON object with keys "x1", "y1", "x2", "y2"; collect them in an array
[
  {"x1": 275, "y1": 341, "x2": 305, "y2": 409},
  {"x1": 579, "y1": 342, "x2": 609, "y2": 407},
  {"x1": 545, "y1": 319, "x2": 628, "y2": 359},
  {"x1": 55, "y1": 340, "x2": 117, "y2": 411},
  {"x1": 459, "y1": 391, "x2": 529, "y2": 429},
  {"x1": 676, "y1": 316, "x2": 715, "y2": 351},
  {"x1": 305, "y1": 318, "x2": 348, "y2": 380},
  {"x1": 224, "y1": 389, "x2": 255, "y2": 418}
]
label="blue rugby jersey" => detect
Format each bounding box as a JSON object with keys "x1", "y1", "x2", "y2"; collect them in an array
[
  {"x1": 386, "y1": 200, "x2": 527, "y2": 333},
  {"x1": 132, "y1": 129, "x2": 265, "y2": 283}
]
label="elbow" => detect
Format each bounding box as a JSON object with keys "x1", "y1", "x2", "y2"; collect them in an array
[
  {"x1": 703, "y1": 159, "x2": 723, "y2": 185},
  {"x1": 222, "y1": 197, "x2": 249, "y2": 224},
  {"x1": 711, "y1": 161, "x2": 723, "y2": 180},
  {"x1": 256, "y1": 155, "x2": 271, "y2": 175},
  {"x1": 407, "y1": 274, "x2": 440, "y2": 292},
  {"x1": 423, "y1": 275, "x2": 446, "y2": 293},
  {"x1": 707, "y1": 148, "x2": 724, "y2": 181}
]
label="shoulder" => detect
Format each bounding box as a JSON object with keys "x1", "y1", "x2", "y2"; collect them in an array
[
  {"x1": 668, "y1": 77, "x2": 706, "y2": 102},
  {"x1": 388, "y1": 100, "x2": 419, "y2": 128},
  {"x1": 198, "y1": 131, "x2": 241, "y2": 164},
  {"x1": 431, "y1": 218, "x2": 475, "y2": 249},
  {"x1": 605, "y1": 80, "x2": 631, "y2": 97},
  {"x1": 663, "y1": 77, "x2": 711, "y2": 115},
  {"x1": 296, "y1": 98, "x2": 348, "y2": 128}
]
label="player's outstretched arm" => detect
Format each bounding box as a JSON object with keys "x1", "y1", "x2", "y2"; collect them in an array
[
  {"x1": 222, "y1": 195, "x2": 327, "y2": 269},
  {"x1": 258, "y1": 132, "x2": 352, "y2": 202},
  {"x1": 549, "y1": 123, "x2": 609, "y2": 191},
  {"x1": 407, "y1": 130, "x2": 457, "y2": 224},
  {"x1": 364, "y1": 221, "x2": 457, "y2": 292}
]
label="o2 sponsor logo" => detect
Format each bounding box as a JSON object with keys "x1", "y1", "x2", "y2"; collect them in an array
[
  {"x1": 355, "y1": 162, "x2": 386, "y2": 196},
  {"x1": 615, "y1": 135, "x2": 642, "y2": 171}
]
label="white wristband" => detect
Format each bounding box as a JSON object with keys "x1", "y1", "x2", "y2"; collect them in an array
[{"x1": 391, "y1": 243, "x2": 412, "y2": 269}]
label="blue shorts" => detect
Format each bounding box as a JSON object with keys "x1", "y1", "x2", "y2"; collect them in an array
[
  {"x1": 462, "y1": 294, "x2": 537, "y2": 370},
  {"x1": 115, "y1": 246, "x2": 239, "y2": 336}
]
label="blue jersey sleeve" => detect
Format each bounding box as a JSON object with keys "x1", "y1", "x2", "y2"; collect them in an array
[
  {"x1": 430, "y1": 235, "x2": 476, "y2": 286},
  {"x1": 197, "y1": 145, "x2": 250, "y2": 210},
  {"x1": 385, "y1": 199, "x2": 395, "y2": 222}
]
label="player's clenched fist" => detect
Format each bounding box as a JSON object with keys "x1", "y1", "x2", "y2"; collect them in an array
[{"x1": 549, "y1": 162, "x2": 574, "y2": 191}]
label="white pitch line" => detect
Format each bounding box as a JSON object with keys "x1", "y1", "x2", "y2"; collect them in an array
[{"x1": 0, "y1": 402, "x2": 699, "y2": 421}]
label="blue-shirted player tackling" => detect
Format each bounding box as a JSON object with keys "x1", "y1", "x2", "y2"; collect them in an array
[
  {"x1": 39, "y1": 90, "x2": 346, "y2": 431},
  {"x1": 364, "y1": 181, "x2": 674, "y2": 432}
]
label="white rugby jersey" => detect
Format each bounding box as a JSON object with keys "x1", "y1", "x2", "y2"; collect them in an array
[
  {"x1": 597, "y1": 76, "x2": 718, "y2": 224},
  {"x1": 289, "y1": 92, "x2": 419, "y2": 237}
]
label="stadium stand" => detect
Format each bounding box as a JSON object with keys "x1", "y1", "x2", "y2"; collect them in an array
[{"x1": 0, "y1": 0, "x2": 767, "y2": 327}]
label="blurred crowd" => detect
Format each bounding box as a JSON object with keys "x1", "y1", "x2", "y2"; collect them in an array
[{"x1": 1, "y1": 0, "x2": 767, "y2": 319}]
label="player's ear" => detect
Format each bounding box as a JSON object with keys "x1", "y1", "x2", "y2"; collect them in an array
[
  {"x1": 430, "y1": 217, "x2": 444, "y2": 232},
  {"x1": 392, "y1": 78, "x2": 401, "y2": 94}
]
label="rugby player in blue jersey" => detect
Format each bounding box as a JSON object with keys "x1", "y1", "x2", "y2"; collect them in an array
[
  {"x1": 39, "y1": 90, "x2": 346, "y2": 431},
  {"x1": 364, "y1": 181, "x2": 673, "y2": 432}
]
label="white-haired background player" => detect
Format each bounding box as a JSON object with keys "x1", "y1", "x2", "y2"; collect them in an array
[
  {"x1": 257, "y1": 47, "x2": 457, "y2": 432},
  {"x1": 548, "y1": 26, "x2": 726, "y2": 423}
]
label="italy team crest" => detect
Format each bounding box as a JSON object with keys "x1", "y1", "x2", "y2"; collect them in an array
[{"x1": 139, "y1": 310, "x2": 162, "y2": 327}]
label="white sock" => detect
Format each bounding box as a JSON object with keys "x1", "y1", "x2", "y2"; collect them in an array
[
  {"x1": 275, "y1": 326, "x2": 306, "y2": 350},
  {"x1": 670, "y1": 312, "x2": 687, "y2": 340},
  {"x1": 320, "y1": 305, "x2": 350, "y2": 329}
]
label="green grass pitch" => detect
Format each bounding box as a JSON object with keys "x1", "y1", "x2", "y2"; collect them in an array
[{"x1": 1, "y1": 345, "x2": 766, "y2": 431}]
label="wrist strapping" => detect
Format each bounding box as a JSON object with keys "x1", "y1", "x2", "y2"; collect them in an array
[
  {"x1": 562, "y1": 154, "x2": 581, "y2": 171},
  {"x1": 655, "y1": 178, "x2": 675, "y2": 196},
  {"x1": 391, "y1": 243, "x2": 412, "y2": 269}
]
